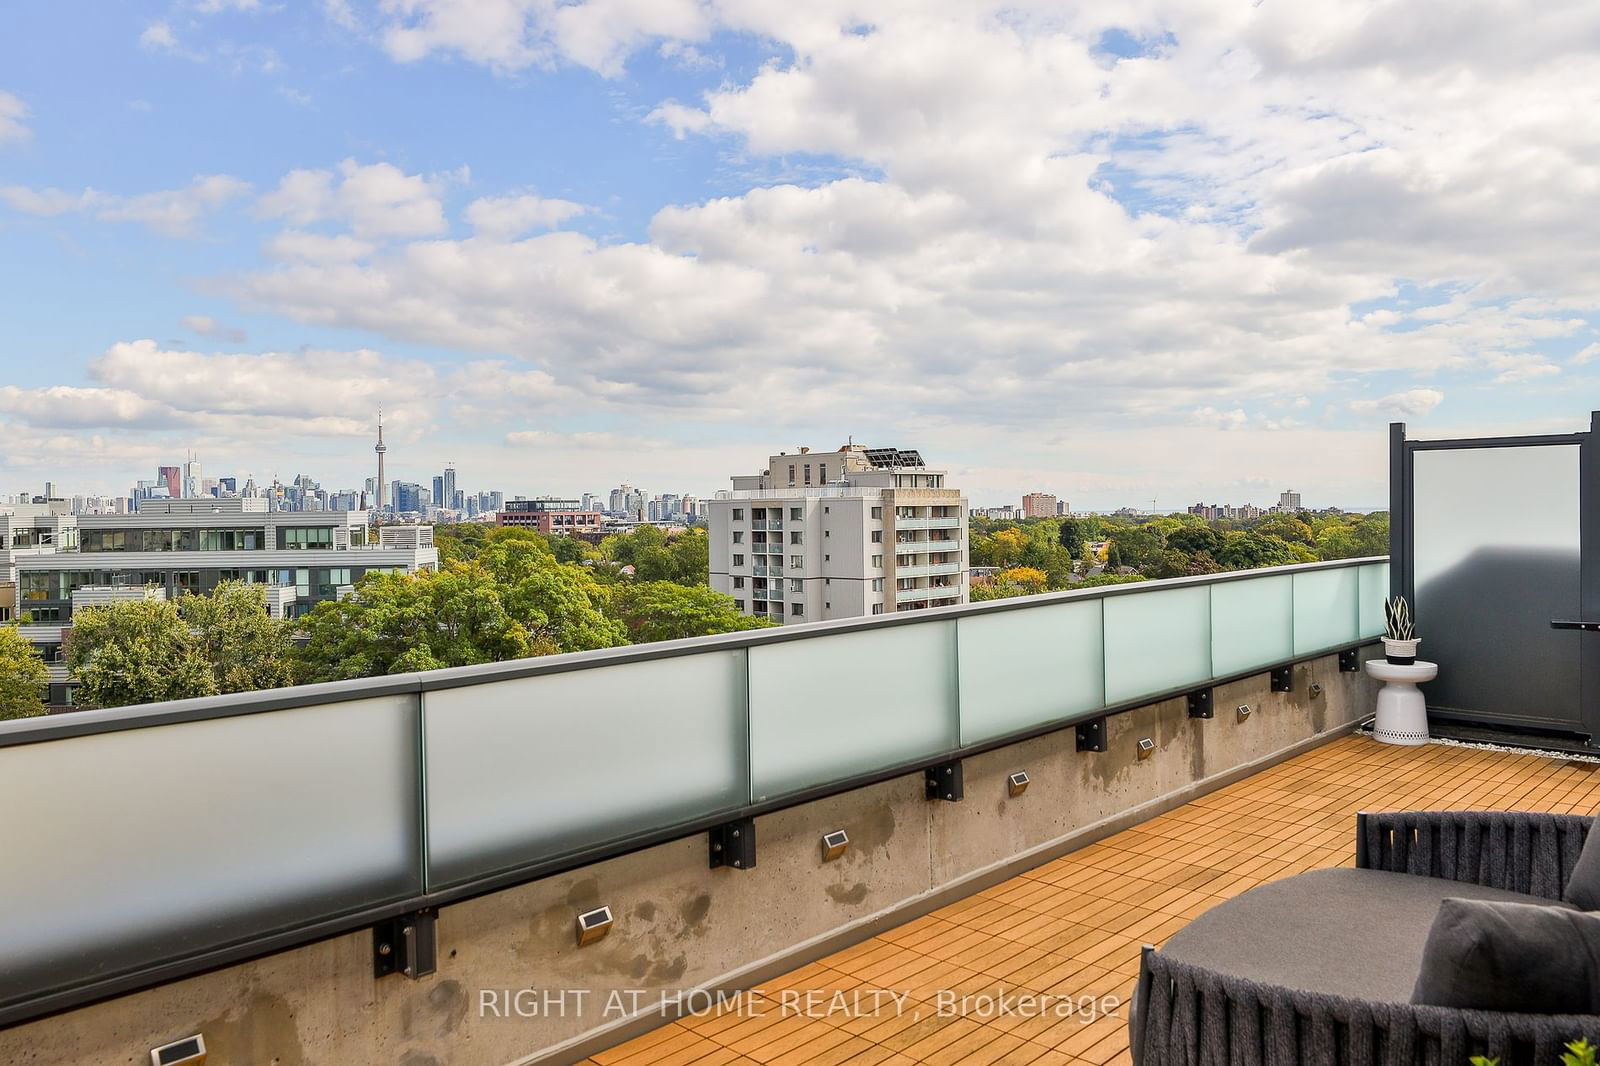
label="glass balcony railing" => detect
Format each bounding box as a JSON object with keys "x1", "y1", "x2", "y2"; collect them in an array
[
  {"x1": 894, "y1": 516, "x2": 960, "y2": 529},
  {"x1": 894, "y1": 561, "x2": 961, "y2": 578},
  {"x1": 0, "y1": 557, "x2": 1388, "y2": 1027},
  {"x1": 893, "y1": 537, "x2": 957, "y2": 552},
  {"x1": 895, "y1": 583, "x2": 964, "y2": 603}
]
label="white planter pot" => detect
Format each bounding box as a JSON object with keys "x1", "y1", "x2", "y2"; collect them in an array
[{"x1": 1383, "y1": 637, "x2": 1420, "y2": 663}]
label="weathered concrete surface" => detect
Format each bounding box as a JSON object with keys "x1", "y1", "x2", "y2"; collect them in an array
[{"x1": 0, "y1": 648, "x2": 1379, "y2": 1066}]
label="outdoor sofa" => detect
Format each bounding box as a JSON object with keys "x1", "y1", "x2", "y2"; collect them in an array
[{"x1": 1132, "y1": 810, "x2": 1600, "y2": 1065}]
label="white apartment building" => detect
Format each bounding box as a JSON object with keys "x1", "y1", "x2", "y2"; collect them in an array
[
  {"x1": 0, "y1": 498, "x2": 437, "y2": 706},
  {"x1": 708, "y1": 444, "x2": 969, "y2": 623}
]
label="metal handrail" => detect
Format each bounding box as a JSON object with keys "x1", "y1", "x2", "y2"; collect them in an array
[{"x1": 0, "y1": 556, "x2": 1389, "y2": 1029}]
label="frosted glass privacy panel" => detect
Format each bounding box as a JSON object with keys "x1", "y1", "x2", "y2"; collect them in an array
[
  {"x1": 0, "y1": 696, "x2": 420, "y2": 1011},
  {"x1": 1292, "y1": 568, "x2": 1359, "y2": 655},
  {"x1": 1211, "y1": 574, "x2": 1293, "y2": 677},
  {"x1": 425, "y1": 651, "x2": 749, "y2": 888},
  {"x1": 1413, "y1": 444, "x2": 1580, "y2": 727},
  {"x1": 958, "y1": 599, "x2": 1103, "y2": 745},
  {"x1": 1103, "y1": 585, "x2": 1211, "y2": 704},
  {"x1": 749, "y1": 621, "x2": 957, "y2": 800},
  {"x1": 1358, "y1": 562, "x2": 1390, "y2": 638}
]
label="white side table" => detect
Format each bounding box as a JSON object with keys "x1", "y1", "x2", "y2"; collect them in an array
[{"x1": 1363, "y1": 659, "x2": 1437, "y2": 746}]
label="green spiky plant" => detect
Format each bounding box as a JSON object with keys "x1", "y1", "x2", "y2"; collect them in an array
[{"x1": 1384, "y1": 595, "x2": 1416, "y2": 641}]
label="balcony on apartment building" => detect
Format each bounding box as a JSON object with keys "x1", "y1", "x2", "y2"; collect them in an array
[
  {"x1": 3, "y1": 417, "x2": 1599, "y2": 1066},
  {"x1": 894, "y1": 582, "x2": 965, "y2": 604}
]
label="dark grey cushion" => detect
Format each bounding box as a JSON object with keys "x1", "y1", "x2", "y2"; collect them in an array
[
  {"x1": 1159, "y1": 867, "x2": 1555, "y2": 1003},
  {"x1": 1565, "y1": 823, "x2": 1600, "y2": 909},
  {"x1": 1412, "y1": 898, "x2": 1600, "y2": 1013}
]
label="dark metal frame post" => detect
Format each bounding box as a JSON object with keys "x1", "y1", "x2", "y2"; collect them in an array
[
  {"x1": 1582, "y1": 412, "x2": 1600, "y2": 740},
  {"x1": 1389, "y1": 421, "x2": 1409, "y2": 603}
]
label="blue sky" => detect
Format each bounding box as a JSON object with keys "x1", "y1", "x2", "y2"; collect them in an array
[{"x1": 2, "y1": 1, "x2": 1598, "y2": 509}]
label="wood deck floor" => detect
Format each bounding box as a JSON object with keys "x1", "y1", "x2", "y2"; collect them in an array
[{"x1": 587, "y1": 735, "x2": 1600, "y2": 1066}]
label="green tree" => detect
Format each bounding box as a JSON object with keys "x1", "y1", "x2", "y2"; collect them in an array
[
  {"x1": 667, "y1": 529, "x2": 711, "y2": 585},
  {"x1": 607, "y1": 582, "x2": 771, "y2": 644},
  {"x1": 1252, "y1": 514, "x2": 1314, "y2": 545},
  {"x1": 1108, "y1": 526, "x2": 1167, "y2": 572},
  {"x1": 434, "y1": 522, "x2": 492, "y2": 564},
  {"x1": 294, "y1": 566, "x2": 532, "y2": 683},
  {"x1": 1214, "y1": 531, "x2": 1296, "y2": 570},
  {"x1": 477, "y1": 536, "x2": 626, "y2": 651},
  {"x1": 549, "y1": 535, "x2": 590, "y2": 565},
  {"x1": 971, "y1": 580, "x2": 1020, "y2": 601},
  {"x1": 1057, "y1": 517, "x2": 1084, "y2": 557},
  {"x1": 1166, "y1": 526, "x2": 1224, "y2": 558},
  {"x1": 598, "y1": 526, "x2": 709, "y2": 585},
  {"x1": 501, "y1": 564, "x2": 627, "y2": 651},
  {"x1": 1075, "y1": 572, "x2": 1148, "y2": 589},
  {"x1": 1351, "y1": 512, "x2": 1389, "y2": 557},
  {"x1": 178, "y1": 581, "x2": 295, "y2": 695},
  {"x1": 1313, "y1": 526, "x2": 1359, "y2": 560},
  {"x1": 67, "y1": 598, "x2": 217, "y2": 708},
  {"x1": 0, "y1": 625, "x2": 48, "y2": 720}
]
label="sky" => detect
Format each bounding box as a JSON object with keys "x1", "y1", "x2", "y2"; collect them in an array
[{"x1": 2, "y1": 1, "x2": 1598, "y2": 510}]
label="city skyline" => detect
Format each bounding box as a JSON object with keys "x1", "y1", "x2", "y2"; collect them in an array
[{"x1": 5, "y1": 4, "x2": 1595, "y2": 508}]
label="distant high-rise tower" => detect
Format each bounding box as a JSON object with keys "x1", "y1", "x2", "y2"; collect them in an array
[
  {"x1": 374, "y1": 407, "x2": 388, "y2": 510},
  {"x1": 441, "y1": 465, "x2": 457, "y2": 513}
]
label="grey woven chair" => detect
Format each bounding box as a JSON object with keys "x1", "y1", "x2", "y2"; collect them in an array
[{"x1": 1131, "y1": 811, "x2": 1600, "y2": 1065}]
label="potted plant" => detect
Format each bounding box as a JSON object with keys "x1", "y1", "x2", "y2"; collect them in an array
[{"x1": 1383, "y1": 596, "x2": 1419, "y2": 664}]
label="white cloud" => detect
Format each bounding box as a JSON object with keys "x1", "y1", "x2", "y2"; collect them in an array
[
  {"x1": 0, "y1": 385, "x2": 169, "y2": 429},
  {"x1": 1572, "y1": 343, "x2": 1600, "y2": 366},
  {"x1": 95, "y1": 175, "x2": 251, "y2": 236},
  {"x1": 0, "y1": 341, "x2": 574, "y2": 446},
  {"x1": 20, "y1": 1, "x2": 1600, "y2": 501},
  {"x1": 1, "y1": 175, "x2": 249, "y2": 237},
  {"x1": 139, "y1": 21, "x2": 178, "y2": 51},
  {"x1": 1191, "y1": 407, "x2": 1250, "y2": 431},
  {"x1": 465, "y1": 194, "x2": 586, "y2": 238},
  {"x1": 364, "y1": 0, "x2": 710, "y2": 76},
  {"x1": 1482, "y1": 352, "x2": 1561, "y2": 384},
  {"x1": 0, "y1": 90, "x2": 30, "y2": 145},
  {"x1": 1350, "y1": 389, "x2": 1445, "y2": 418},
  {"x1": 257, "y1": 159, "x2": 447, "y2": 238},
  {"x1": 181, "y1": 314, "x2": 248, "y2": 343},
  {"x1": 263, "y1": 229, "x2": 376, "y2": 262},
  {"x1": 250, "y1": 1, "x2": 1600, "y2": 442},
  {"x1": 0, "y1": 186, "x2": 90, "y2": 215}
]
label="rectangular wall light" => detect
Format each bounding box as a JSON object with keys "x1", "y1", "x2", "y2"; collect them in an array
[{"x1": 576, "y1": 906, "x2": 614, "y2": 947}]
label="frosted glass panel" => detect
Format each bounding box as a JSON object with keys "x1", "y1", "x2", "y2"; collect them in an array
[
  {"x1": 750, "y1": 621, "x2": 957, "y2": 800},
  {"x1": 1211, "y1": 575, "x2": 1293, "y2": 676},
  {"x1": 1358, "y1": 562, "x2": 1390, "y2": 638},
  {"x1": 425, "y1": 651, "x2": 749, "y2": 887},
  {"x1": 0, "y1": 696, "x2": 419, "y2": 1008},
  {"x1": 1413, "y1": 444, "x2": 1580, "y2": 725},
  {"x1": 1103, "y1": 586, "x2": 1211, "y2": 704},
  {"x1": 958, "y1": 600, "x2": 1103, "y2": 744},
  {"x1": 1293, "y1": 568, "x2": 1359, "y2": 654}
]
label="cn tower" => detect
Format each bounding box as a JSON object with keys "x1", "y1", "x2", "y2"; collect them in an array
[{"x1": 374, "y1": 406, "x2": 387, "y2": 510}]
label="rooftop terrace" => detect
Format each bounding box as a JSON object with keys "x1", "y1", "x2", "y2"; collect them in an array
[{"x1": 588, "y1": 737, "x2": 1600, "y2": 1066}]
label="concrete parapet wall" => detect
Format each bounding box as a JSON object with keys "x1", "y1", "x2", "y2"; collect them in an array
[{"x1": 0, "y1": 647, "x2": 1378, "y2": 1066}]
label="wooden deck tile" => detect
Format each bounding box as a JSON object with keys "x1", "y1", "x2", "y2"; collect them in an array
[{"x1": 592, "y1": 735, "x2": 1600, "y2": 1065}]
